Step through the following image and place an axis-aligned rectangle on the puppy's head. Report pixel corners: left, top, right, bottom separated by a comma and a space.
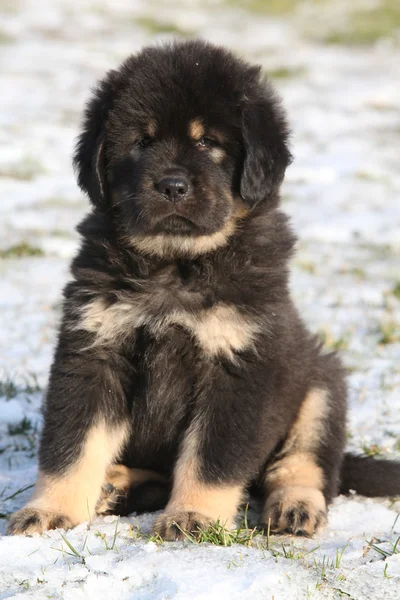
74, 40, 292, 256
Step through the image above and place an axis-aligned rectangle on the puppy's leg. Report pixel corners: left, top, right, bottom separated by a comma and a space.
96, 465, 169, 515
8, 333, 131, 535
261, 362, 346, 536
152, 355, 275, 541
153, 424, 244, 540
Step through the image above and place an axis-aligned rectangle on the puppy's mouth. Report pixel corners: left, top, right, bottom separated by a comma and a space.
156, 214, 197, 235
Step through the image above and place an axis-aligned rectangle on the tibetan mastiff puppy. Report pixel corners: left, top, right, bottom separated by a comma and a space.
9, 40, 400, 538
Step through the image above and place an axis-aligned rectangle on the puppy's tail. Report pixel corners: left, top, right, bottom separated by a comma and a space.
340, 453, 400, 497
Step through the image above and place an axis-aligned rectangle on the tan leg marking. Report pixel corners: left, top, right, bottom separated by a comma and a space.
262, 388, 330, 536
8, 423, 128, 535
96, 465, 168, 515
153, 426, 243, 540
265, 452, 324, 493
288, 387, 329, 451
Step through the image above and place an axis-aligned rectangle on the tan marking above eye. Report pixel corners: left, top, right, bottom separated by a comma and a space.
189, 118, 205, 140
146, 120, 157, 137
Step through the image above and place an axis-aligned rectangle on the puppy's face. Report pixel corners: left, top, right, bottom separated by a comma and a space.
74, 41, 292, 255
106, 107, 242, 239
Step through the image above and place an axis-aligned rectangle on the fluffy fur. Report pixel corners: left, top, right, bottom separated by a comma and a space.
8, 40, 400, 538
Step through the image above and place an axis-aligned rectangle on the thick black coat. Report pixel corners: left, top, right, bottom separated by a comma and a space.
8, 40, 400, 539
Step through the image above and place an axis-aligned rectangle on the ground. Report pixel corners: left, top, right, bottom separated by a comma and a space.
0, 0, 399, 598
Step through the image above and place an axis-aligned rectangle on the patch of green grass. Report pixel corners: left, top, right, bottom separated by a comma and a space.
156, 512, 316, 566
171, 517, 265, 547
338, 266, 366, 279
348, 267, 366, 279
38, 196, 83, 209
319, 328, 350, 351
19, 580, 30, 590
265, 66, 306, 79
354, 170, 391, 183
0, 377, 18, 399
313, 545, 348, 575
2, 484, 34, 502
0, 242, 44, 258
355, 170, 376, 181
384, 562, 394, 578
331, 589, 355, 599
325, 0, 400, 45
314, 554, 329, 581
135, 16, 190, 37
296, 259, 317, 274
0, 0, 19, 13
8, 417, 33, 436
371, 535, 400, 559
94, 518, 121, 551
377, 321, 400, 345
392, 282, 400, 300
361, 443, 385, 457
227, 0, 318, 15
49, 229, 73, 238
23, 373, 41, 395
127, 513, 319, 569
0, 156, 45, 180
51, 534, 86, 563
334, 544, 348, 568
0, 30, 14, 43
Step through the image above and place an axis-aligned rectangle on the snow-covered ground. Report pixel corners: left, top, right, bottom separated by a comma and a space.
0, 0, 399, 598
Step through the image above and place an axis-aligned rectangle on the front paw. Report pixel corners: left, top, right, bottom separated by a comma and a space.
261, 486, 327, 536
152, 510, 212, 541
7, 507, 73, 535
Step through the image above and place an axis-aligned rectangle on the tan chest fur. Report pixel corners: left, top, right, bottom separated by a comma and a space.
77, 296, 260, 360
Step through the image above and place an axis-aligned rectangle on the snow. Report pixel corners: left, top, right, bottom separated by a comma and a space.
0, 400, 25, 425
0, 0, 399, 598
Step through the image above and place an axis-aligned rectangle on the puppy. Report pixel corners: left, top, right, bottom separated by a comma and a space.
8, 40, 400, 538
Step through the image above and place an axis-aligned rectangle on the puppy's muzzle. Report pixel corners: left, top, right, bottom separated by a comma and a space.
157, 173, 189, 203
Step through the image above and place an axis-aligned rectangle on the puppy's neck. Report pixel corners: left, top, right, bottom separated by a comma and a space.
124, 205, 250, 260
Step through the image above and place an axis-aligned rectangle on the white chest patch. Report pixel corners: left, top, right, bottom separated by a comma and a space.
77, 298, 260, 360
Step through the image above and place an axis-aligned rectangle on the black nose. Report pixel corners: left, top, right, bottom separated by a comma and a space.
157, 176, 189, 200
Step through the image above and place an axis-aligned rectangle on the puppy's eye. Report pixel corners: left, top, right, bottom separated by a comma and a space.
196, 136, 218, 148
138, 136, 153, 148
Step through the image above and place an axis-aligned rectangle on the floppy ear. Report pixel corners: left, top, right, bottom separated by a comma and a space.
73, 70, 119, 209
240, 83, 292, 207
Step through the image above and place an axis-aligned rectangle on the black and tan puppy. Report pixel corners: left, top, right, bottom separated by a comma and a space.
8, 40, 400, 538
